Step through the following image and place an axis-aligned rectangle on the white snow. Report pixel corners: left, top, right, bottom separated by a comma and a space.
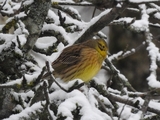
130, 4, 149, 32
0, 34, 15, 52
1, 0, 160, 120
3, 101, 45, 120
74, 8, 111, 41
146, 41, 160, 88
47, 10, 60, 25
108, 51, 123, 61
147, 8, 157, 14
23, 0, 34, 6
35, 37, 57, 49
57, 89, 111, 120
154, 12, 160, 19
112, 17, 134, 24
129, 0, 159, 3
42, 24, 72, 44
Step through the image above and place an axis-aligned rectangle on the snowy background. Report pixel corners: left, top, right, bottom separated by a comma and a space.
0, 0, 160, 120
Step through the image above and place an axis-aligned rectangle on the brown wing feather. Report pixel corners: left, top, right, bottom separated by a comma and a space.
52, 44, 84, 72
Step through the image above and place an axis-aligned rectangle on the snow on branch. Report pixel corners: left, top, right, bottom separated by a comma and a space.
129, 0, 160, 4
138, 4, 160, 88
2, 0, 160, 119
146, 33, 160, 88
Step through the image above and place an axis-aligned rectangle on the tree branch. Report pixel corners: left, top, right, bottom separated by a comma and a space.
76, 3, 128, 43
22, 0, 51, 54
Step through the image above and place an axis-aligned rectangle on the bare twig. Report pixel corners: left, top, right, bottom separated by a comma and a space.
17, 36, 22, 49
0, 0, 7, 10
109, 43, 145, 62
51, 4, 81, 21
58, 10, 66, 27
104, 58, 137, 92
141, 95, 151, 119
35, 66, 46, 84
92, 7, 97, 18
43, 81, 54, 120
118, 98, 129, 120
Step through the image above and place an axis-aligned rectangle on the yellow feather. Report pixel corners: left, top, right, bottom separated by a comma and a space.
52, 39, 108, 82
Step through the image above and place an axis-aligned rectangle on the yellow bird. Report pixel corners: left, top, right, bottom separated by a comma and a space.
52, 39, 108, 82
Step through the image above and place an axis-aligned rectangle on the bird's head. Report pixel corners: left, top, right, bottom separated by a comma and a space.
83, 39, 108, 59
95, 39, 108, 59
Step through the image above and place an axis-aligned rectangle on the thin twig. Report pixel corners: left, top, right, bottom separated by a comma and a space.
104, 58, 137, 92
43, 81, 54, 120
92, 7, 97, 18
109, 43, 145, 62
16, 36, 22, 49
0, 0, 7, 10
45, 61, 84, 92
118, 98, 129, 120
141, 95, 151, 119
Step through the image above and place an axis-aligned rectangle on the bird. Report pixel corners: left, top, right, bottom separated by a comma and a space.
51, 39, 108, 82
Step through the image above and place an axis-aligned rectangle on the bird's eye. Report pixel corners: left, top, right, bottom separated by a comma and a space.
98, 43, 105, 51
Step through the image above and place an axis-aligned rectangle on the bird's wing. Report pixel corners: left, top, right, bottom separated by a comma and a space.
52, 44, 83, 71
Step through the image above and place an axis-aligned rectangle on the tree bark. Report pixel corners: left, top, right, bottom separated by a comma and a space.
23, 0, 51, 53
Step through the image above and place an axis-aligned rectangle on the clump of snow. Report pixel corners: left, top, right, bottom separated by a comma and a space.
95, 69, 108, 84
23, 0, 34, 6
68, 6, 82, 19
108, 51, 123, 61
35, 37, 57, 49
15, 20, 28, 35
146, 42, 160, 88
130, 4, 149, 32
47, 10, 60, 25
129, 0, 159, 3
42, 24, 71, 44
52, 0, 74, 3
13, 105, 23, 113
147, 8, 157, 14
154, 12, 160, 19
3, 101, 45, 120
57, 89, 111, 120
130, 19, 148, 32
150, 3, 160, 11
112, 17, 134, 24
0, 34, 15, 52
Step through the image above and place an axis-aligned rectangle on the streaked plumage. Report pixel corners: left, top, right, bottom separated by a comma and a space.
52, 39, 108, 82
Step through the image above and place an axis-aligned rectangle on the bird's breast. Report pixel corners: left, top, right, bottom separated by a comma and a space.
74, 48, 103, 82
